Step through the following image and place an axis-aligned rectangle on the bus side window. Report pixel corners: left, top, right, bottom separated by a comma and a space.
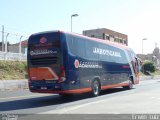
67, 36, 78, 56
77, 38, 86, 58
85, 40, 99, 61
67, 36, 86, 60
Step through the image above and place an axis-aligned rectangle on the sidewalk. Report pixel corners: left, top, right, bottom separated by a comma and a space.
0, 79, 28, 91
140, 75, 160, 80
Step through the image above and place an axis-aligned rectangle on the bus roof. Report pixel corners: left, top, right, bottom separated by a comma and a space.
30, 30, 131, 51
63, 31, 131, 51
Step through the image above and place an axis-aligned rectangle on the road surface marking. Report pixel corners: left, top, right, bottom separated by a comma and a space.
0, 94, 52, 100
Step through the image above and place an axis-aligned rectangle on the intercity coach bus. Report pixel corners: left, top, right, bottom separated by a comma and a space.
27, 30, 141, 96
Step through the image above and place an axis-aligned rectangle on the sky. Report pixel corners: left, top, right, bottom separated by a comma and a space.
0, 0, 160, 54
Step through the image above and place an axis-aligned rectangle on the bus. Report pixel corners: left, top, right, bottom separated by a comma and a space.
27, 30, 141, 97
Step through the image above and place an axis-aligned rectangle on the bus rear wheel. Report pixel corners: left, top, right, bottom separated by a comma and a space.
91, 80, 101, 97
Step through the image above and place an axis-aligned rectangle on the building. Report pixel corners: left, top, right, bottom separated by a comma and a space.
0, 40, 28, 54
83, 28, 128, 46
8, 40, 28, 54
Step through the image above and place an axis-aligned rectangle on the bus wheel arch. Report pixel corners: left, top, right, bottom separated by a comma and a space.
123, 76, 134, 90
130, 76, 134, 84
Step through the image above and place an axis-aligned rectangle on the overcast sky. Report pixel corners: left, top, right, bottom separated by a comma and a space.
0, 0, 160, 54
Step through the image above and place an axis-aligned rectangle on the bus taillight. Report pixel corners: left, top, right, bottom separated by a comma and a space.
58, 66, 66, 83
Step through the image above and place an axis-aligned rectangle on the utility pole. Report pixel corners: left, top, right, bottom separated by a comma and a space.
142, 38, 147, 54
2, 25, 4, 52
5, 33, 9, 53
142, 38, 147, 74
19, 36, 23, 61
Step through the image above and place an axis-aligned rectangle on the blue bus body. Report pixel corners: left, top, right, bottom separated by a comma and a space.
28, 31, 140, 95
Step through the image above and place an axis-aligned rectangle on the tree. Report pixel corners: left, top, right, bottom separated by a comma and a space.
141, 61, 156, 75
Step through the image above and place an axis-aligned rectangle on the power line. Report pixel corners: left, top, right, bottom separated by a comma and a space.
0, 31, 29, 38
0, 24, 31, 35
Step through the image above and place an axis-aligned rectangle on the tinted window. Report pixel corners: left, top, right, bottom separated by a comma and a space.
98, 43, 128, 63
67, 35, 86, 58
85, 40, 99, 60
67, 34, 128, 64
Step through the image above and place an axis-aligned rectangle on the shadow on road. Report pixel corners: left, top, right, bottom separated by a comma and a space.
0, 88, 128, 112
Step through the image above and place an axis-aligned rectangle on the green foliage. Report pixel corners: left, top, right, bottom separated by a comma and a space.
0, 60, 27, 80
141, 61, 156, 75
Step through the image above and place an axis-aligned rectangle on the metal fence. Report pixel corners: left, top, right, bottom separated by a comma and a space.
0, 25, 29, 60
0, 51, 27, 61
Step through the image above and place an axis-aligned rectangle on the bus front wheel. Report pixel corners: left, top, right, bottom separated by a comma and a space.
91, 80, 101, 97
123, 80, 133, 90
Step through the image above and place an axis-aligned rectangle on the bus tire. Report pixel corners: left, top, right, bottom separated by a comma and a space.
123, 79, 133, 90
91, 79, 101, 97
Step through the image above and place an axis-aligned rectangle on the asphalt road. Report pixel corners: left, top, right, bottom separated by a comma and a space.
0, 79, 160, 115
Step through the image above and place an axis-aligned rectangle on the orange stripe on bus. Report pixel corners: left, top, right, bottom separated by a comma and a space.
30, 88, 92, 94
101, 83, 129, 90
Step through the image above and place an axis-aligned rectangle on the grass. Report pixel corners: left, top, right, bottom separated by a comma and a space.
140, 69, 160, 76
0, 60, 27, 80
151, 69, 160, 76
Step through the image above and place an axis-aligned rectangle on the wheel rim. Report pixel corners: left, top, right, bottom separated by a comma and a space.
129, 80, 133, 89
93, 81, 99, 95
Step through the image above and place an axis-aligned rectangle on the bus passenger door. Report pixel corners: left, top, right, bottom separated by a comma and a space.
132, 57, 140, 84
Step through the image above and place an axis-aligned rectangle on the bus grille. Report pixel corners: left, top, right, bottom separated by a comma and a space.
31, 57, 58, 65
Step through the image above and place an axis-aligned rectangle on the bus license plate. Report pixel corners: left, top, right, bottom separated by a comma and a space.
41, 87, 47, 90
